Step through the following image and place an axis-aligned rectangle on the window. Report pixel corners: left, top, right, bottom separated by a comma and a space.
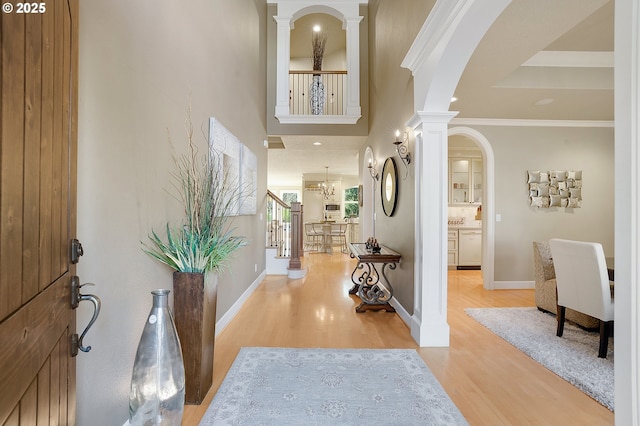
344, 186, 359, 218
280, 191, 299, 222
281, 192, 298, 205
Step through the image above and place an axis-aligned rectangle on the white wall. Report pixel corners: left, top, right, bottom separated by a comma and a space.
77, 1, 267, 424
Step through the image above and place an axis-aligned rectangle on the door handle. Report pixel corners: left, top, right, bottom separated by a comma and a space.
70, 276, 101, 355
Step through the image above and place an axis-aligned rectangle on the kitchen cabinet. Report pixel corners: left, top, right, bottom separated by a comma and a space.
448, 229, 458, 268
458, 229, 482, 266
449, 157, 482, 205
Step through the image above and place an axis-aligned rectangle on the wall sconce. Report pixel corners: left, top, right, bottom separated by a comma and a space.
393, 130, 411, 165
368, 158, 379, 181
393, 130, 411, 179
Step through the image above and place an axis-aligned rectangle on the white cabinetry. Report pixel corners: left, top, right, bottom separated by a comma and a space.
447, 229, 458, 268
458, 229, 482, 266
449, 157, 482, 205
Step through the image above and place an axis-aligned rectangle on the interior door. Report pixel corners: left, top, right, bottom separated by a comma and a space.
0, 0, 79, 424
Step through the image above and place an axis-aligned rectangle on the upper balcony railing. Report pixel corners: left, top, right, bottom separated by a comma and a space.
273, 8, 363, 125
289, 70, 347, 116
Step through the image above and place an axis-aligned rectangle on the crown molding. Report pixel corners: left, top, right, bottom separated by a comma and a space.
449, 118, 614, 128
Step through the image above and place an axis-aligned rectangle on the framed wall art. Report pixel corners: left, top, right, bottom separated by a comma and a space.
527, 169, 582, 209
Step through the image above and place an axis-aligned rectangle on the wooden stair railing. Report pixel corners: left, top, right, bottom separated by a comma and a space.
266, 190, 304, 272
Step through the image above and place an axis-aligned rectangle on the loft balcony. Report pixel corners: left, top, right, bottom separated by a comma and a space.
269, 0, 365, 127
282, 70, 361, 124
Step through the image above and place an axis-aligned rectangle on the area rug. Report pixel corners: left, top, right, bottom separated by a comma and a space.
465, 307, 613, 411
199, 347, 468, 425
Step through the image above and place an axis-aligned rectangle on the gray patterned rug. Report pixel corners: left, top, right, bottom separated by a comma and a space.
465, 307, 613, 411
199, 347, 468, 425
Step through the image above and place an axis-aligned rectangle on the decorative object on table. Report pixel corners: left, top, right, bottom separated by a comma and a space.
199, 347, 469, 425
527, 169, 582, 209
129, 289, 185, 425
381, 157, 398, 216
365, 236, 378, 251
466, 307, 613, 411
310, 29, 327, 115
393, 129, 411, 179
142, 106, 248, 404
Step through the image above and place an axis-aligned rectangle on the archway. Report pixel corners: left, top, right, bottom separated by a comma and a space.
402, 0, 511, 347
448, 127, 495, 289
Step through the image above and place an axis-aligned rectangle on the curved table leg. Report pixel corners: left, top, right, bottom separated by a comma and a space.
354, 263, 397, 313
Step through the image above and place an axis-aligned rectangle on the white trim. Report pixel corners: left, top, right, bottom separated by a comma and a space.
615, 0, 639, 422
215, 270, 266, 337
272, 1, 363, 124
402, 0, 512, 112
411, 112, 457, 347
522, 51, 614, 68
288, 266, 308, 279
390, 296, 412, 329
401, 0, 474, 74
448, 126, 495, 290
492, 281, 535, 290
449, 118, 614, 128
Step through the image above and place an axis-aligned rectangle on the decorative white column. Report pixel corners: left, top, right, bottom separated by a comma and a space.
344, 16, 363, 118
409, 111, 457, 347
614, 0, 640, 422
274, 16, 292, 118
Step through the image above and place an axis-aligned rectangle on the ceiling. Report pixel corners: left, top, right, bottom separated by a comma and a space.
268, 0, 614, 188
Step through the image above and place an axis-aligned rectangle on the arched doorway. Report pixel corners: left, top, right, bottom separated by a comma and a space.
448, 127, 495, 290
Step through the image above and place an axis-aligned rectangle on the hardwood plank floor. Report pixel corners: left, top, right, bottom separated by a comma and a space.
182, 252, 614, 425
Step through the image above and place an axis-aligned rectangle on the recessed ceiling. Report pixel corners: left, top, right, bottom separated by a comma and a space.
453, 0, 613, 121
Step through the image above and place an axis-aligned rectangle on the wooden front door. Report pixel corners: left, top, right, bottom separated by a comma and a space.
0, 0, 79, 424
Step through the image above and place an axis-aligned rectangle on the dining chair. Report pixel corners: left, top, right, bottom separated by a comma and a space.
330, 223, 348, 253
304, 222, 321, 252
549, 238, 614, 358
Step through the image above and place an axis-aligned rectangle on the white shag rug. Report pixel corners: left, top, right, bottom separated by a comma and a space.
465, 307, 613, 411
199, 347, 469, 425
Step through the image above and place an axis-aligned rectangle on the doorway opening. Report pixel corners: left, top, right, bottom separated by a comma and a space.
448, 127, 495, 290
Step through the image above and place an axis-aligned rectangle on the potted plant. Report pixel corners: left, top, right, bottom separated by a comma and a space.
143, 107, 247, 404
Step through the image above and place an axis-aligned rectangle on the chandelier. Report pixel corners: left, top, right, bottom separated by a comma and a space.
320, 166, 335, 200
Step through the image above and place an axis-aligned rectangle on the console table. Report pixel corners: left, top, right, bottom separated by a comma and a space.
348, 243, 401, 313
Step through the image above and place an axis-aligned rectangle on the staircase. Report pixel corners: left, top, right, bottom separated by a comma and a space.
266, 190, 307, 279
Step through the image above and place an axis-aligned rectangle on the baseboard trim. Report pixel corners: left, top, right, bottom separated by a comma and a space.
390, 297, 412, 329
493, 280, 535, 290
215, 270, 266, 337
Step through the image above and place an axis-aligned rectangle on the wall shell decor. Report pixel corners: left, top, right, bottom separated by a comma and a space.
527, 170, 582, 209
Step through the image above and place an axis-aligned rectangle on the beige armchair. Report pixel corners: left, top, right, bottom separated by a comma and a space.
533, 241, 599, 329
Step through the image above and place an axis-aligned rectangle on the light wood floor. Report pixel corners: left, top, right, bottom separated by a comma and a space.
182, 252, 614, 425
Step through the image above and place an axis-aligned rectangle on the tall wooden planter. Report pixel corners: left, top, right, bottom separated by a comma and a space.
172, 271, 217, 404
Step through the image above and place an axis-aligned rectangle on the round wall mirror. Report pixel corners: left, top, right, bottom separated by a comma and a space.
381, 157, 398, 216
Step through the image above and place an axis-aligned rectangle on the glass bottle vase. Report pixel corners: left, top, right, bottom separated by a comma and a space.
129, 289, 185, 425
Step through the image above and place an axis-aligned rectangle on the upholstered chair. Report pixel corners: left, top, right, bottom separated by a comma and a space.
533, 241, 599, 329
549, 239, 615, 358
